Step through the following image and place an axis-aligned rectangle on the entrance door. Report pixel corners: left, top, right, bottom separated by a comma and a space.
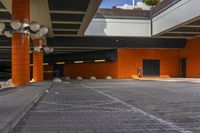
181, 58, 187, 78
143, 60, 160, 76
53, 64, 64, 78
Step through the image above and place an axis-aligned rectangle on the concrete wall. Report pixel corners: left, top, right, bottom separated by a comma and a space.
152, 0, 200, 35
85, 18, 151, 37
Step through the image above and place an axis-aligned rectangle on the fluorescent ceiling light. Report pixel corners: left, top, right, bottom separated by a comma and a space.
56, 62, 65, 65
74, 61, 84, 64
95, 60, 106, 63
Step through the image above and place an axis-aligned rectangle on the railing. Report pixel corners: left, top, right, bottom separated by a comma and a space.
96, 0, 182, 19
151, 0, 182, 17
96, 8, 151, 19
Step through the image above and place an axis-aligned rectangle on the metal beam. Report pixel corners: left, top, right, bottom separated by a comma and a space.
169, 31, 200, 35
50, 10, 86, 15
183, 25, 200, 28
78, 0, 102, 35
53, 29, 79, 32
51, 21, 82, 24
47, 36, 187, 48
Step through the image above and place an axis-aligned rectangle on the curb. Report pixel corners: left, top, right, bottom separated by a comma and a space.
0, 83, 53, 133
0, 87, 14, 93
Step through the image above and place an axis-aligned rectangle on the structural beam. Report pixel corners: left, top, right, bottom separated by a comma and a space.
50, 10, 86, 14
78, 0, 102, 35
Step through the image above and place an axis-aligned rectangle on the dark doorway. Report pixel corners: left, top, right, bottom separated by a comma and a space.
143, 60, 160, 76
181, 58, 187, 78
53, 64, 64, 78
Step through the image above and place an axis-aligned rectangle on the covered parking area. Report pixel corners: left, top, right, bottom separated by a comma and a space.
0, 0, 200, 133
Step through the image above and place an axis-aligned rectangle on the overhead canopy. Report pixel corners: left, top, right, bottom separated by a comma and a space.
0, 0, 104, 59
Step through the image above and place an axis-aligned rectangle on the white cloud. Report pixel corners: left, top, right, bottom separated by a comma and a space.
117, 4, 134, 10
116, 2, 151, 10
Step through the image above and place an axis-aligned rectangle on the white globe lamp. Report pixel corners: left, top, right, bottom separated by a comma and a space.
11, 20, 22, 30
30, 21, 40, 32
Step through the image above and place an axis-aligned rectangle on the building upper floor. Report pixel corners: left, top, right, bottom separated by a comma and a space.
86, 0, 200, 40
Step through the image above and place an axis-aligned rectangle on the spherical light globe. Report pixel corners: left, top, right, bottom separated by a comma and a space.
34, 46, 41, 52
35, 31, 43, 38
43, 46, 50, 52
39, 26, 48, 35
11, 20, 22, 30
0, 21, 5, 32
30, 21, 40, 32
49, 47, 54, 53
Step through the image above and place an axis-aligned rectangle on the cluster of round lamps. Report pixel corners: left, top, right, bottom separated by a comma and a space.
0, 20, 53, 53
0, 20, 48, 37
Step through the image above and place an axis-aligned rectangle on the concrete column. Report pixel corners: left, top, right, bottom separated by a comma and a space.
33, 39, 44, 82
12, 0, 30, 86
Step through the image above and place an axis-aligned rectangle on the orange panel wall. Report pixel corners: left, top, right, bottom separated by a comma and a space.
118, 49, 181, 78
43, 65, 53, 80
62, 49, 181, 79
180, 37, 200, 78
64, 62, 118, 79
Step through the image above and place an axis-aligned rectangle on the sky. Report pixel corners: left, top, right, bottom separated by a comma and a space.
100, 0, 141, 8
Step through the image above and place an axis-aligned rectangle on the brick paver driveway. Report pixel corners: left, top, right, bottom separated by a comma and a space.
12, 80, 200, 133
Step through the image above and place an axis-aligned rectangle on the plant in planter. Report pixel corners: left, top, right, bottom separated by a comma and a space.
142, 0, 160, 8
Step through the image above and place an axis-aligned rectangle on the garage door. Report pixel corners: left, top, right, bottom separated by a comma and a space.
143, 60, 160, 76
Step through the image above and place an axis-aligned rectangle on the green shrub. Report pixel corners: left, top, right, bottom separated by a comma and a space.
142, 0, 160, 7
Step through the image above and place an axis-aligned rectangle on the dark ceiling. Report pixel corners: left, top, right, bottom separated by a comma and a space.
0, 0, 104, 60
0, 0, 194, 67
159, 18, 200, 39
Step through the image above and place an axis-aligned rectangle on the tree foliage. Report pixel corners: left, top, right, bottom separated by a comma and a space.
142, 0, 160, 7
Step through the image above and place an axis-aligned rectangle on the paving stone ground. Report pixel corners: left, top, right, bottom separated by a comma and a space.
12, 80, 200, 133
0, 82, 52, 133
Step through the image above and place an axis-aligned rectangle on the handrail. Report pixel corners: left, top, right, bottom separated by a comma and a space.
151, 0, 182, 17
97, 0, 182, 19
96, 8, 150, 19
